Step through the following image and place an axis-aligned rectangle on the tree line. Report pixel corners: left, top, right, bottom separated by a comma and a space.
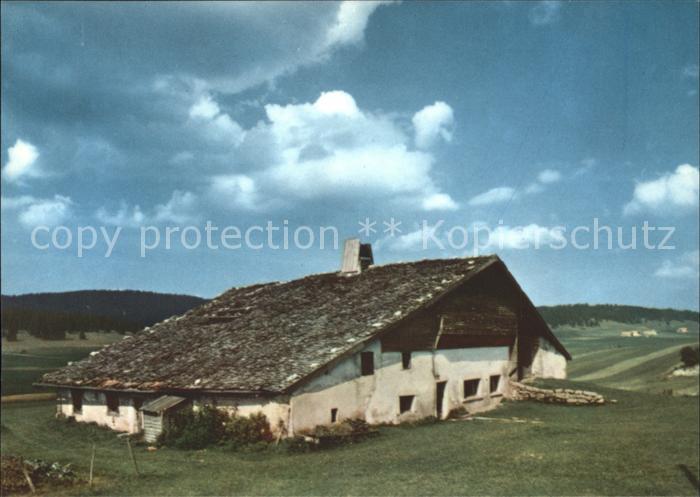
1, 307, 139, 341
2, 290, 206, 327
2, 297, 697, 341
1, 289, 207, 341
537, 304, 699, 328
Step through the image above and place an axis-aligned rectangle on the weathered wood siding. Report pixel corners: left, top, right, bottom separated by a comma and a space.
381, 264, 521, 352
143, 414, 163, 443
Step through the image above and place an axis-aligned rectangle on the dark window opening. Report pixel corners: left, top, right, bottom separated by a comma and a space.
106, 393, 119, 414
401, 351, 412, 369
464, 379, 480, 398
490, 375, 501, 393
71, 390, 83, 414
436, 381, 447, 419
360, 352, 374, 376
331, 408, 338, 423
399, 395, 414, 414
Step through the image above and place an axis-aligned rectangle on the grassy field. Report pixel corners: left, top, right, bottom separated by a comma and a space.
1, 321, 698, 495
1, 381, 698, 496
1, 332, 123, 396
557, 320, 699, 396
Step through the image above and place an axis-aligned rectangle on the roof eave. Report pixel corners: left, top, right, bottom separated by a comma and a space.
34, 382, 284, 397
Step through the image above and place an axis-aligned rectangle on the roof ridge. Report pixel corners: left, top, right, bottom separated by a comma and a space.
210, 254, 500, 297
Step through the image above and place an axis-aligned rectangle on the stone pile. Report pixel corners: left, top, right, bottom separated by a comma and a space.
510, 381, 606, 405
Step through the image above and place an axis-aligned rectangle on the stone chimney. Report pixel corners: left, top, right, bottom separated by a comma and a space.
340, 238, 374, 274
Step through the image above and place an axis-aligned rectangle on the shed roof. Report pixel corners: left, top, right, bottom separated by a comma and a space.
142, 395, 187, 414
40, 255, 568, 394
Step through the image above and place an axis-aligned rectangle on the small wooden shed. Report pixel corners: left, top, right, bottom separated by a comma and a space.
141, 395, 188, 443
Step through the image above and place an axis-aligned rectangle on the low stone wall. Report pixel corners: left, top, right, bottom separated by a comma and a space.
510, 381, 606, 405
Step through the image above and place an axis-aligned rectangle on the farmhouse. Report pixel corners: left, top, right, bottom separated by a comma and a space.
39, 241, 570, 440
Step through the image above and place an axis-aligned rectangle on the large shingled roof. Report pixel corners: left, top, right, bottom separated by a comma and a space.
41, 256, 508, 393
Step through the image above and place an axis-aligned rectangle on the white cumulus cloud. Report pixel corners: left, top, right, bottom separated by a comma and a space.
1, 195, 38, 210
2, 139, 41, 183
209, 175, 264, 211
212, 90, 457, 211
312, 90, 361, 117
2, 195, 73, 228
96, 203, 146, 228
189, 94, 245, 146
412, 101, 454, 149
624, 164, 699, 215
422, 193, 458, 211
538, 169, 562, 184
471, 168, 562, 206
96, 191, 198, 227
468, 187, 515, 207
378, 228, 427, 252
324, 1, 392, 50
189, 95, 221, 120
655, 250, 700, 279
153, 191, 199, 224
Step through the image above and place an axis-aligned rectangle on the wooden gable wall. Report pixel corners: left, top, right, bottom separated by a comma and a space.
380, 263, 541, 366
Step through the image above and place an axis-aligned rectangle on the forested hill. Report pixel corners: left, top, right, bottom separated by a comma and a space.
2, 290, 698, 339
537, 304, 700, 328
1, 290, 207, 332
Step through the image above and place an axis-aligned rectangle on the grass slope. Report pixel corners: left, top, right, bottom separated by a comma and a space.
1, 332, 123, 396
1, 382, 698, 496
557, 320, 699, 395
575, 343, 690, 381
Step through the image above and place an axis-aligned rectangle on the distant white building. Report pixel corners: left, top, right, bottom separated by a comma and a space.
621, 330, 641, 337
677, 327, 689, 334
642, 330, 658, 337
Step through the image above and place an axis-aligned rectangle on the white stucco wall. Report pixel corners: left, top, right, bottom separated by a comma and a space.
56, 389, 142, 434
56, 337, 566, 438
288, 340, 511, 434
530, 337, 567, 379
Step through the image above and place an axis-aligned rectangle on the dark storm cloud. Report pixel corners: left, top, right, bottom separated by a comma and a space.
0, 2, 345, 178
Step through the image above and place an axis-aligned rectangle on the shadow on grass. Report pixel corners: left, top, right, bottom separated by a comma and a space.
677, 464, 699, 492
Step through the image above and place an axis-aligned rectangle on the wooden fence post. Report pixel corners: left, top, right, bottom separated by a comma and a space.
21, 466, 36, 494
126, 438, 139, 476
89, 443, 96, 488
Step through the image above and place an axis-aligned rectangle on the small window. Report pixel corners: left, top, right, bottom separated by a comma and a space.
401, 351, 412, 369
106, 393, 120, 414
490, 375, 501, 394
399, 395, 414, 414
71, 390, 83, 414
464, 379, 480, 398
331, 408, 338, 423
360, 352, 374, 376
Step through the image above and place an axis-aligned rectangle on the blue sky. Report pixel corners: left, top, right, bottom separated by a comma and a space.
1, 1, 698, 310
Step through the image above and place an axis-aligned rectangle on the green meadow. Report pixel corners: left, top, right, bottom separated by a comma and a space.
1, 332, 125, 397
1, 322, 698, 495
558, 320, 699, 396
